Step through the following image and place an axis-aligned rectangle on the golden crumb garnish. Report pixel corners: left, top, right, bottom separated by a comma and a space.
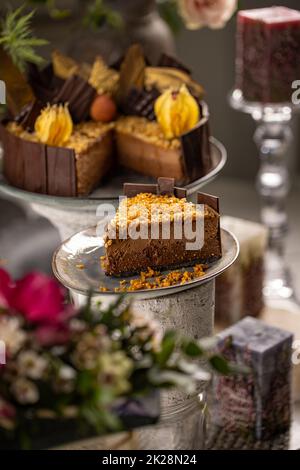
116, 116, 180, 150
6, 120, 114, 154
99, 286, 109, 292
113, 264, 205, 292
76, 263, 85, 270
105, 192, 214, 233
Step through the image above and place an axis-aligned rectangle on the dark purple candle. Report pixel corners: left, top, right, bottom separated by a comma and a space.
236, 7, 300, 103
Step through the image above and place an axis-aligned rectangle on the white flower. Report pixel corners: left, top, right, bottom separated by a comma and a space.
17, 351, 48, 380
11, 378, 39, 404
0, 316, 26, 356
53, 365, 77, 393
178, 0, 237, 30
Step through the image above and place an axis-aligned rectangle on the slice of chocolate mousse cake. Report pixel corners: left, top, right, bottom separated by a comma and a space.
103, 178, 222, 276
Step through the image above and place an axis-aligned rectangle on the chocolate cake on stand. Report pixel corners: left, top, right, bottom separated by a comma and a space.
0, 45, 226, 240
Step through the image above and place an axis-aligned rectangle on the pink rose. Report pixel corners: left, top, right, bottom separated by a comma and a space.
178, 0, 237, 29
0, 268, 14, 309
12, 272, 67, 325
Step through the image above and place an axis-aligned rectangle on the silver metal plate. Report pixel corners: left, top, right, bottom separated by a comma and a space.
52, 227, 239, 300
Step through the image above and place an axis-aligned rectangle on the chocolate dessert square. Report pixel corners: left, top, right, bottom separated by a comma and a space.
103, 179, 221, 276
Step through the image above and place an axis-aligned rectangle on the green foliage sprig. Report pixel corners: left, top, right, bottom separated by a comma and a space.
0, 6, 48, 72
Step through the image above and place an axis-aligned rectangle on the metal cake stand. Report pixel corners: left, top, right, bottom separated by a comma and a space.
0, 137, 226, 240
52, 226, 238, 450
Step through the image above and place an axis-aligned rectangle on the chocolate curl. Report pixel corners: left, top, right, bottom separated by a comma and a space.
121, 86, 160, 121
123, 183, 158, 198
180, 101, 211, 182
53, 75, 96, 123
197, 192, 221, 256
27, 63, 63, 103
158, 177, 175, 195
15, 100, 44, 132
197, 192, 219, 213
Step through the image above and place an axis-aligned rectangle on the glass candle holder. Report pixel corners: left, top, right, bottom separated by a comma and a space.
231, 6, 300, 309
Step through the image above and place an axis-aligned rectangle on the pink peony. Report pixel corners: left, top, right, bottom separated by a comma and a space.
178, 0, 237, 30
0, 268, 14, 309
12, 272, 67, 325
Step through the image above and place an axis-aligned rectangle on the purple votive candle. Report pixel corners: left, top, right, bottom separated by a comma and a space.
236, 7, 300, 103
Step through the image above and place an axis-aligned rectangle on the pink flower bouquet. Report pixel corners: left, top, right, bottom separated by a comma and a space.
0, 268, 233, 448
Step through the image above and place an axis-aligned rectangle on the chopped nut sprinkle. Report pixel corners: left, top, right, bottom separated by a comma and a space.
116, 116, 180, 150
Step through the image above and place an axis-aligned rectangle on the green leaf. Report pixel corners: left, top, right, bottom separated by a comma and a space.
182, 339, 203, 357
209, 354, 231, 375
156, 330, 177, 367
0, 6, 48, 72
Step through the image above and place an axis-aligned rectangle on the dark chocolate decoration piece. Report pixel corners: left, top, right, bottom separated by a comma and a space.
15, 100, 44, 132
122, 87, 160, 121
158, 53, 191, 75
180, 102, 212, 182
174, 187, 187, 199
46, 146, 77, 197
197, 192, 219, 213
158, 177, 175, 195
123, 183, 158, 198
1, 123, 47, 194
0, 47, 34, 116
27, 63, 63, 104
53, 75, 96, 123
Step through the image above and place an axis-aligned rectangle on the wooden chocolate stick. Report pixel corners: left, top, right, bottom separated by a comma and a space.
174, 187, 187, 199
197, 192, 219, 213
158, 177, 175, 195
123, 182, 158, 197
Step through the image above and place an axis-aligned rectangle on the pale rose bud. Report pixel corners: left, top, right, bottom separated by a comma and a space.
178, 0, 237, 30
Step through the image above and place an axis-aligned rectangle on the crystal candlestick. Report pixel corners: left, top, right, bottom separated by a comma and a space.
230, 90, 298, 307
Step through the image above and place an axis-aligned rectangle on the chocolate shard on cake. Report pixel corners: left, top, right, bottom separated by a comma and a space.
158, 53, 192, 75
213, 317, 293, 440
103, 178, 222, 276
121, 87, 160, 121
53, 75, 96, 123
15, 100, 44, 132
27, 63, 64, 104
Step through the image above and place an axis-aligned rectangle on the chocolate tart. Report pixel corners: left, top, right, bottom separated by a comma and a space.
0, 121, 113, 197
115, 102, 211, 183
103, 177, 221, 276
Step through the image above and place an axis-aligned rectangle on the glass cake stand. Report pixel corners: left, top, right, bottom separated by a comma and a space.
230, 89, 300, 311
0, 137, 226, 241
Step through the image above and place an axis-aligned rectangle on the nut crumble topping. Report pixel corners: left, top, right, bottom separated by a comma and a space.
116, 116, 180, 150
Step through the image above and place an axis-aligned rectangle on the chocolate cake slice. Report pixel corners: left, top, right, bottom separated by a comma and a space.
103, 178, 221, 276
1, 121, 114, 197
115, 101, 211, 184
